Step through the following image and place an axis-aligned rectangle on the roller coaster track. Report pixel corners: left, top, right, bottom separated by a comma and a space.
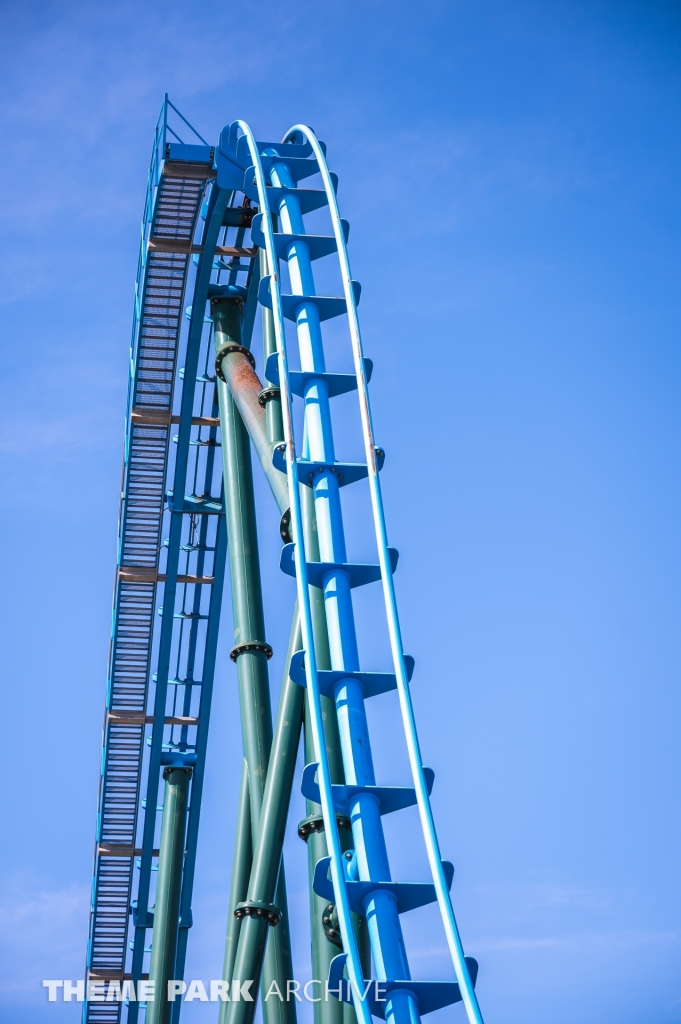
83, 98, 484, 1024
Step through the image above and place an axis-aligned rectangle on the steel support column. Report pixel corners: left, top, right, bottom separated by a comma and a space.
224, 615, 303, 1024
146, 767, 192, 1024
219, 760, 253, 1024
213, 296, 295, 1024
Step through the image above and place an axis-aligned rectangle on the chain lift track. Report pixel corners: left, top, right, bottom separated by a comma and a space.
83, 97, 484, 1024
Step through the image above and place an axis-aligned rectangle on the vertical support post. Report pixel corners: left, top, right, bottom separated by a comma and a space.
225, 615, 304, 1024
213, 296, 296, 1024
219, 761, 253, 1024
146, 767, 192, 1024
161, 92, 168, 159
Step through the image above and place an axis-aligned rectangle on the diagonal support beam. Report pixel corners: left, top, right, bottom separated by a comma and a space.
213, 296, 297, 1024
216, 343, 289, 525
220, 760, 253, 1017
146, 767, 192, 1024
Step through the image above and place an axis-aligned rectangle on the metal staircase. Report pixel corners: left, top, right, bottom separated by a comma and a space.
85, 101, 225, 1021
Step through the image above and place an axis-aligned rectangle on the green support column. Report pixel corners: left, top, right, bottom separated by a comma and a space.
226, 615, 305, 1024
219, 761, 253, 1024
213, 296, 295, 1024
146, 767, 192, 1024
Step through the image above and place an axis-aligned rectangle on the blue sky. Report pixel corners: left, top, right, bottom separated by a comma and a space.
0, 1, 680, 1022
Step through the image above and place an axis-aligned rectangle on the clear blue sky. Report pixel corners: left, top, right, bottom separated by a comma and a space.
0, 2, 679, 1023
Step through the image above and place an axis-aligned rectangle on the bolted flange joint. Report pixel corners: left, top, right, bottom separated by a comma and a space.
234, 900, 282, 927
321, 903, 343, 948
229, 640, 273, 662
258, 386, 281, 408
297, 813, 352, 843
163, 766, 192, 780
214, 343, 255, 383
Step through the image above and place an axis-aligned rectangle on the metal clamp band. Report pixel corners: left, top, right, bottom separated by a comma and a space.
234, 901, 282, 927
215, 344, 256, 382
229, 640, 273, 662
258, 387, 281, 408
297, 813, 352, 843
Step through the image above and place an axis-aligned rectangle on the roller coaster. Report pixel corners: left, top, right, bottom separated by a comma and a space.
83, 96, 484, 1024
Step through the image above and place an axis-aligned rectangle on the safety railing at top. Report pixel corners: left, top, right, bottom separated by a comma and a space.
129, 96, 212, 382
